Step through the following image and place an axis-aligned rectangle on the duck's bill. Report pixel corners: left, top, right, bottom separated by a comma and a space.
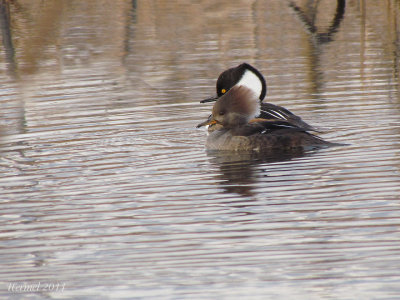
196, 117, 217, 128
200, 95, 218, 103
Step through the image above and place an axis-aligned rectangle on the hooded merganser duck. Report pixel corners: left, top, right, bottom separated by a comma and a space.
199, 85, 332, 152
201, 63, 315, 131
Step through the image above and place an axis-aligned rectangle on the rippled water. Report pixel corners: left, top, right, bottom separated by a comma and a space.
1, 0, 400, 299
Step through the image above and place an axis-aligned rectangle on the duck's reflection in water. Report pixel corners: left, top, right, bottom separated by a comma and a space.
206, 149, 309, 198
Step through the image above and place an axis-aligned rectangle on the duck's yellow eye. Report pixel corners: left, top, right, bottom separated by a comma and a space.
221, 89, 226, 94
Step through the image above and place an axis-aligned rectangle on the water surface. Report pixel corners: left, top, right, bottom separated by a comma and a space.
1, 0, 400, 299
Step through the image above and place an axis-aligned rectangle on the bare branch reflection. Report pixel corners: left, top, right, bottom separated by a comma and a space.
0, 0, 16, 77
289, 0, 346, 44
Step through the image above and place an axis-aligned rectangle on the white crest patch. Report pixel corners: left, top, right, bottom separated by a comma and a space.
236, 69, 262, 99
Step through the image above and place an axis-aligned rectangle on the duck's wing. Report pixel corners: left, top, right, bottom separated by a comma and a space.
260, 102, 318, 132
231, 119, 306, 136
231, 119, 335, 148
